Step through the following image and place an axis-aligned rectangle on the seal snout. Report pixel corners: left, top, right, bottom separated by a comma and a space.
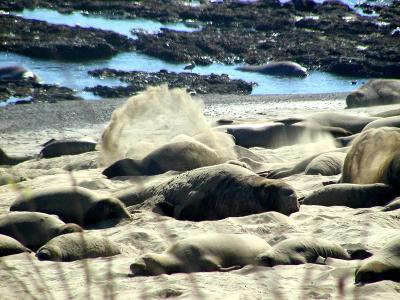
270, 183, 299, 215
36, 248, 54, 261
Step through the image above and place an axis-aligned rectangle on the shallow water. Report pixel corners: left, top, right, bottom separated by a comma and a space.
0, 5, 379, 100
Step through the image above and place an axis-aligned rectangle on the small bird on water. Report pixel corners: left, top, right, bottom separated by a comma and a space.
184, 61, 196, 72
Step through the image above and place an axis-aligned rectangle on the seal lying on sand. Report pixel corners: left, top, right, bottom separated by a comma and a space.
36, 232, 121, 262
0, 212, 82, 251
226, 122, 350, 149
342, 127, 400, 186
276, 112, 377, 134
0, 234, 31, 257
263, 150, 347, 179
115, 164, 299, 220
10, 186, 131, 227
301, 183, 397, 208
256, 237, 351, 266
40, 139, 97, 158
362, 116, 400, 132
0, 65, 37, 81
236, 61, 308, 77
103, 140, 222, 178
130, 233, 271, 276
0, 148, 33, 166
346, 79, 400, 108
355, 235, 400, 284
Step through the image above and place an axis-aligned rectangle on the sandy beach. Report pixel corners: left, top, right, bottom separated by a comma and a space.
0, 88, 400, 299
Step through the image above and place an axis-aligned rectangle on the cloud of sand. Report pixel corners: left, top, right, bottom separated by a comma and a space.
100, 85, 237, 165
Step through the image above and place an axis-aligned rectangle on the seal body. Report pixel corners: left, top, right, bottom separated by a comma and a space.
236, 61, 308, 77
0, 66, 37, 81
130, 233, 271, 276
362, 116, 400, 132
305, 152, 346, 176
0, 148, 32, 166
36, 232, 121, 262
0, 212, 82, 251
342, 127, 400, 186
355, 235, 400, 284
256, 237, 351, 266
301, 183, 396, 208
115, 164, 299, 220
40, 140, 97, 158
226, 122, 349, 149
0, 234, 31, 257
103, 140, 221, 178
10, 186, 130, 227
278, 112, 377, 134
346, 79, 400, 108
264, 148, 347, 179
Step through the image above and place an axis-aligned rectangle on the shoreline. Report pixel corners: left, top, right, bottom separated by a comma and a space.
0, 92, 349, 133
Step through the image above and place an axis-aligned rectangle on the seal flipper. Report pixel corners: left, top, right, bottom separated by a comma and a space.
218, 265, 243, 272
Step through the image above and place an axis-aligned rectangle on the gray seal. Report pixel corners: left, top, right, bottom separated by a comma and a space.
36, 232, 121, 262
40, 139, 97, 158
263, 149, 347, 179
346, 79, 400, 108
10, 186, 131, 227
0, 234, 31, 257
301, 183, 397, 208
277, 112, 378, 134
0, 66, 37, 81
362, 116, 400, 132
115, 164, 299, 220
102, 140, 221, 178
355, 235, 400, 284
256, 237, 351, 266
130, 233, 271, 276
0, 148, 33, 166
0, 212, 82, 251
236, 61, 308, 77
226, 122, 350, 149
342, 127, 400, 186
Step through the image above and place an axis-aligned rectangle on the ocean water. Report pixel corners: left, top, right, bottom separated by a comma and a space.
0, 2, 389, 100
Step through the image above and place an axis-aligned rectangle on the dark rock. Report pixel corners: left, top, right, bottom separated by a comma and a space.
85, 68, 253, 98
0, 14, 135, 61
0, 77, 82, 103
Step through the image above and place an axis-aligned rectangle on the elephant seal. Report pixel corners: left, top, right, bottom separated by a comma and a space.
10, 186, 130, 227
40, 140, 97, 158
346, 79, 400, 108
277, 112, 378, 134
355, 235, 400, 284
0, 148, 33, 166
262, 148, 347, 179
102, 140, 222, 178
301, 183, 397, 208
0, 66, 37, 81
0, 212, 82, 251
342, 127, 400, 186
256, 237, 351, 266
115, 164, 299, 220
36, 232, 121, 262
0, 234, 31, 257
362, 116, 400, 132
305, 152, 346, 175
236, 61, 308, 77
130, 233, 271, 276
226, 122, 350, 149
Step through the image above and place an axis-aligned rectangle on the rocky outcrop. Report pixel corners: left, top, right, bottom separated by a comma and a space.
85, 68, 253, 97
